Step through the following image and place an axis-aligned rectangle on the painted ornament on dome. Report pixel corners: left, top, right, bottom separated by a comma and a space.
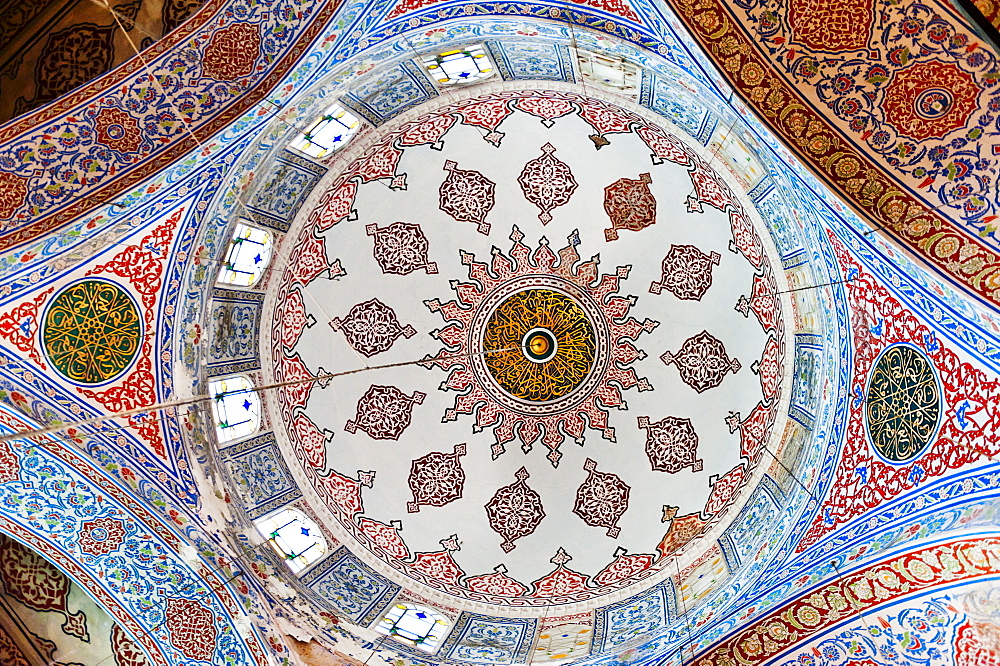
865, 343, 940, 463
424, 226, 658, 467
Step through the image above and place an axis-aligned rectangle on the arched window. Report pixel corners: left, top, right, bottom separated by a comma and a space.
253, 508, 328, 573
217, 222, 274, 287
289, 103, 361, 159
422, 45, 494, 85
208, 375, 261, 443
374, 603, 450, 652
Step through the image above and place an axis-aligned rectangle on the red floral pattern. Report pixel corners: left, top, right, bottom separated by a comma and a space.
649, 245, 720, 301
93, 107, 143, 154
78, 517, 127, 556
165, 598, 216, 661
485, 467, 545, 553
0, 288, 53, 369
661, 331, 741, 393
201, 23, 261, 81
603, 173, 656, 241
112, 624, 150, 666
0, 172, 30, 221
345, 385, 425, 440
638, 415, 703, 473
518, 143, 578, 224
407, 444, 467, 512
329, 298, 416, 358
438, 160, 496, 234
788, 0, 873, 51
367, 222, 437, 275
572, 458, 630, 538
882, 60, 980, 142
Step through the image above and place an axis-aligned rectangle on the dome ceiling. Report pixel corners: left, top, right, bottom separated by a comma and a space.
263, 88, 791, 612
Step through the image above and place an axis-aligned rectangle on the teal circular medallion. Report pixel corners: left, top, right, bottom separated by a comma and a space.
865, 344, 941, 463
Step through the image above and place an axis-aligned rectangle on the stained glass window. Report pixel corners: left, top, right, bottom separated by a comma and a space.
576, 52, 639, 95
289, 103, 361, 159
217, 222, 273, 287
374, 603, 450, 652
422, 46, 494, 85
208, 375, 261, 443
253, 508, 328, 573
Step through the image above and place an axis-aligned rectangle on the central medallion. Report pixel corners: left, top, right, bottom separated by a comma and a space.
483, 289, 596, 401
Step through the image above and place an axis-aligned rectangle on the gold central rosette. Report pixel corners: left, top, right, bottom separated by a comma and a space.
483, 289, 597, 402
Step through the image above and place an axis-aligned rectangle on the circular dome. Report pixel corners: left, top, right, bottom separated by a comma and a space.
263, 88, 791, 613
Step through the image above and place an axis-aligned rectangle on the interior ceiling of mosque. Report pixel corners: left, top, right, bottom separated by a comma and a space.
0, 0, 997, 665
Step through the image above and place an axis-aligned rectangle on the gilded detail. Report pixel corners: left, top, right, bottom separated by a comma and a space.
483, 289, 596, 402
865, 344, 940, 462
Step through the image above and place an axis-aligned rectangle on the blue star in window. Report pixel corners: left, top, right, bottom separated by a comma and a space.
459, 72, 470, 78
254, 253, 262, 264
301, 527, 311, 536
332, 135, 342, 143
243, 399, 252, 411
416, 612, 427, 619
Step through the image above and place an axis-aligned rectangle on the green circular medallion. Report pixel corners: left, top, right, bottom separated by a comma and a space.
865, 344, 940, 463
43, 280, 142, 384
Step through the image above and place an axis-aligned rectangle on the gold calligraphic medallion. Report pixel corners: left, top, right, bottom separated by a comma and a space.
483, 289, 596, 402
865, 344, 940, 463
43, 280, 142, 384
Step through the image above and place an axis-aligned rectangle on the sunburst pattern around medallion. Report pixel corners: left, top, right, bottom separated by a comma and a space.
423, 226, 658, 467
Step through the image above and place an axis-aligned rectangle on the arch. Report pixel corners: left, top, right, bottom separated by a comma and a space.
253, 508, 328, 573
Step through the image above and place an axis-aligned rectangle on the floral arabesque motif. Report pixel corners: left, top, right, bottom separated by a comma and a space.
407, 444, 467, 512
78, 516, 127, 557
439, 160, 495, 234
485, 467, 545, 552
603, 173, 656, 241
638, 415, 703, 473
0, 172, 29, 221
882, 60, 980, 142
93, 107, 144, 154
518, 143, 578, 224
424, 227, 657, 467
649, 245, 721, 301
661, 331, 741, 393
201, 23, 261, 81
329, 298, 416, 358
165, 598, 217, 662
345, 385, 425, 440
367, 222, 438, 275
572, 458, 630, 538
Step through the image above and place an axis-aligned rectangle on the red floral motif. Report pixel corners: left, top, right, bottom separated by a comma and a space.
800, 236, 1000, 548
288, 232, 342, 286
93, 107, 143, 154
315, 181, 359, 231
355, 144, 405, 185
662, 331, 741, 393
0, 171, 30, 221
438, 160, 495, 234
329, 298, 416, 357
638, 415, 703, 474
278, 352, 316, 416
281, 289, 313, 350
636, 125, 692, 166
316, 469, 373, 518
518, 143, 578, 224
464, 565, 529, 596
387, 0, 638, 21
485, 467, 545, 553
0, 535, 88, 640
454, 98, 515, 145
882, 59, 981, 142
593, 551, 655, 586
345, 385, 425, 440
292, 413, 331, 470
736, 272, 779, 334
0, 288, 52, 368
656, 511, 707, 558
410, 551, 465, 585
532, 549, 590, 596
578, 98, 639, 136
753, 336, 782, 404
201, 23, 261, 81
399, 114, 457, 148
727, 402, 776, 465
0, 441, 19, 484
649, 245, 720, 300
604, 173, 656, 241
357, 518, 409, 559
703, 463, 747, 516
165, 598, 216, 662
367, 222, 437, 275
955, 620, 1000, 666
78, 517, 126, 556
572, 458, 630, 538
407, 444, 467, 512
112, 624, 150, 666
788, 0, 873, 51
727, 209, 765, 269
514, 98, 575, 127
